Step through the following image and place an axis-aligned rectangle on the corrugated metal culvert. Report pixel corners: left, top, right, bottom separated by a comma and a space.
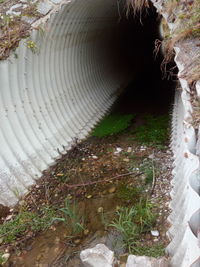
0, 0, 200, 266
0, 0, 126, 206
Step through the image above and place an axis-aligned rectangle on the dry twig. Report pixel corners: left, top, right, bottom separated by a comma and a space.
65, 172, 143, 188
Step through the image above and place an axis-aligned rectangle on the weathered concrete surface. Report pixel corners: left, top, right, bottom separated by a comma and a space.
126, 255, 169, 267
80, 244, 115, 267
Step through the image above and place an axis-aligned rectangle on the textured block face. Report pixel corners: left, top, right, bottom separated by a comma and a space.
164, 50, 200, 267
0, 0, 126, 206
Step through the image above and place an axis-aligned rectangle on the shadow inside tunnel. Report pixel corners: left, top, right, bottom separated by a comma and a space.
110, 2, 178, 115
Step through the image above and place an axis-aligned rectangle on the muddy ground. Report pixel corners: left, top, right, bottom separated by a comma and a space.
0, 112, 173, 266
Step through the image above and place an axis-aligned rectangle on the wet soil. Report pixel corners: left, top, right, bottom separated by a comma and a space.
0, 118, 172, 266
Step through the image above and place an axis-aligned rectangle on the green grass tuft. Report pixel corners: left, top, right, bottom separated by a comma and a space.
133, 243, 165, 257
133, 114, 169, 146
110, 198, 157, 254
0, 206, 57, 244
92, 114, 134, 137
53, 199, 85, 234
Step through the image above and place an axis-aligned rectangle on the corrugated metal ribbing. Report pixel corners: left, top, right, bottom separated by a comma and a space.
0, 0, 124, 206
166, 48, 200, 266
151, 1, 200, 265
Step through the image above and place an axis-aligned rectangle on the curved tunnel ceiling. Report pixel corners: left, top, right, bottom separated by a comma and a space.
0, 0, 135, 206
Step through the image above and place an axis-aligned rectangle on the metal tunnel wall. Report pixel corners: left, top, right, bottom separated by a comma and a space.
0, 0, 127, 206
0, 0, 200, 266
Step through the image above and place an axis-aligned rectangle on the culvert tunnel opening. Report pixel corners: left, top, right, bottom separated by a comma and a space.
0, 1, 180, 265
0, 0, 181, 208
104, 2, 177, 116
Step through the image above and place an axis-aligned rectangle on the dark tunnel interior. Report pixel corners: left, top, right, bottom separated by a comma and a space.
111, 2, 177, 115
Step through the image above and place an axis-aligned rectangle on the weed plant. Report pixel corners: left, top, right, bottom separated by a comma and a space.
140, 160, 160, 185
110, 198, 157, 254
134, 198, 156, 232
92, 113, 134, 137
110, 206, 140, 252
54, 199, 84, 234
0, 206, 57, 244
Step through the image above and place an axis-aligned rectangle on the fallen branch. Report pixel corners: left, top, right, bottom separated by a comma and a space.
151, 159, 156, 195
65, 172, 143, 188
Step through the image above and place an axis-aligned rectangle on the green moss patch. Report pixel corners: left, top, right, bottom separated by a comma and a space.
133, 114, 169, 147
92, 114, 134, 137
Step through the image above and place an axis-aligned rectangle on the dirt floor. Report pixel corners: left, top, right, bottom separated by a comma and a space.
0, 114, 173, 266
0, 18, 175, 262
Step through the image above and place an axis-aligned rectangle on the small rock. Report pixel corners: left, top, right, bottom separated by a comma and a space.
6, 10, 21, 16
97, 207, 104, 213
108, 186, 116, 194
92, 155, 98, 159
151, 230, 159, 237
127, 147, 132, 153
67, 194, 72, 200
80, 243, 114, 267
50, 225, 56, 231
6, 3, 23, 16
148, 154, 154, 159
37, 1, 53, 15
21, 16, 37, 24
114, 147, 123, 154
126, 255, 151, 267
26, 245, 33, 251
126, 255, 168, 267
56, 173, 64, 176
115, 205, 120, 211
19, 200, 25, 206
1, 253, 10, 264
74, 239, 81, 245
123, 158, 129, 162
11, 3, 23, 9
140, 146, 146, 151
84, 229, 89, 235
86, 195, 92, 199
5, 214, 13, 221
